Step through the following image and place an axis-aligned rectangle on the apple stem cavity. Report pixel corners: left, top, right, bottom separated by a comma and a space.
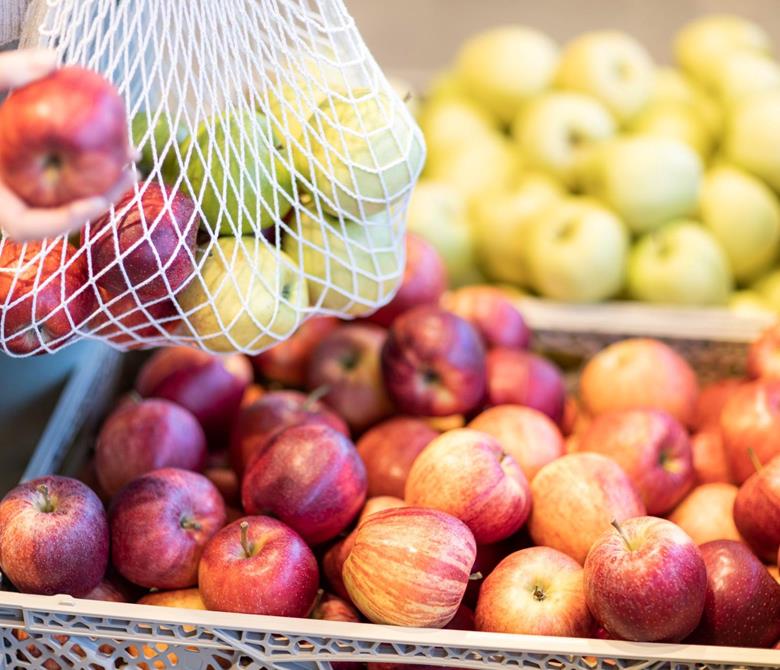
532, 585, 546, 601
302, 385, 330, 411
36, 484, 54, 513
180, 517, 202, 531
239, 521, 254, 558
611, 518, 633, 551
468, 571, 483, 581
747, 447, 763, 473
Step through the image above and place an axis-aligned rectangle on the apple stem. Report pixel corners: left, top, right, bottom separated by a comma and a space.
610, 519, 632, 551
468, 571, 483, 581
239, 521, 254, 558
532, 585, 546, 601
180, 517, 202, 531
747, 448, 763, 473
36, 484, 54, 513
307, 588, 325, 618
302, 385, 330, 411
127, 390, 143, 405
403, 91, 413, 103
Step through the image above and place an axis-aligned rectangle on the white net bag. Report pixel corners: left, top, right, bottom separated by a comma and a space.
0, 0, 424, 356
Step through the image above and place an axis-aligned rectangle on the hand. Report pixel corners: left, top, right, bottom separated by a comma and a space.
0, 48, 136, 242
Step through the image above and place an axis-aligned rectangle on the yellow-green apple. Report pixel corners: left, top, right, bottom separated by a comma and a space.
733, 454, 780, 562
629, 101, 714, 159
668, 483, 742, 546
0, 240, 97, 354
109, 468, 226, 589
689, 540, 780, 647
95, 399, 207, 497
343, 506, 476, 627
424, 70, 469, 106
693, 378, 744, 431
405, 429, 531, 544
138, 588, 206, 610
381, 305, 486, 417
440, 285, 531, 350
356, 417, 439, 498
131, 111, 188, 179
579, 338, 699, 427
578, 137, 702, 235
367, 233, 447, 328
555, 32, 653, 124
388, 76, 421, 118
578, 409, 694, 515
0, 476, 108, 596
468, 405, 564, 481
198, 516, 319, 616
475, 546, 593, 637
177, 236, 308, 353
242, 424, 366, 544
251, 316, 339, 388
700, 165, 780, 283
485, 348, 566, 425
691, 428, 734, 485
753, 269, 780, 312
455, 26, 558, 124
584, 516, 706, 641
529, 453, 645, 564
724, 92, 780, 191
714, 52, 780, 107
650, 67, 722, 137
418, 99, 496, 158
307, 323, 394, 433
0, 66, 131, 207
525, 197, 628, 302
728, 289, 776, 316
748, 324, 780, 380
720, 381, 780, 482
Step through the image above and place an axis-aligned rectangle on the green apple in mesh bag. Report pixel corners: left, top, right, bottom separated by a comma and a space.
131, 112, 189, 180
176, 236, 308, 353
182, 110, 293, 236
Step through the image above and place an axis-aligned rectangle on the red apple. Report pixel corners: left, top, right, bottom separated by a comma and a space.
343, 507, 477, 627
95, 398, 207, 496
405, 428, 531, 544
562, 396, 589, 437
91, 290, 180, 347
689, 540, 780, 647
529, 453, 646, 564
0, 240, 96, 354
307, 323, 394, 433
691, 427, 733, 484
84, 576, 131, 603
203, 466, 240, 507
578, 409, 694, 515
368, 233, 447, 328
110, 468, 226, 589
381, 305, 486, 417
468, 405, 565, 481
241, 383, 264, 408
0, 66, 130, 207
356, 417, 439, 498
440, 285, 530, 350
138, 588, 206, 609
733, 454, 780, 562
747, 324, 780, 381
585, 516, 707, 642
199, 516, 319, 617
242, 424, 367, 545
693, 378, 743, 430
668, 483, 743, 546
252, 316, 339, 387
463, 537, 518, 608
476, 546, 593, 637
0, 476, 108, 596
312, 592, 361, 623
484, 348, 565, 425
580, 338, 699, 427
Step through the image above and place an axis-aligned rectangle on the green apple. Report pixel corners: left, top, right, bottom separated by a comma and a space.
724, 92, 780, 192
713, 52, 780, 107
525, 197, 628, 302
177, 237, 308, 353
700, 165, 780, 283
555, 31, 654, 124
728, 290, 776, 316
674, 14, 772, 90
510, 91, 615, 187
131, 112, 189, 180
418, 98, 496, 157
751, 269, 780, 312
629, 102, 714, 159
455, 26, 558, 124
628, 221, 733, 306
578, 136, 702, 234
282, 207, 402, 316
650, 67, 722, 138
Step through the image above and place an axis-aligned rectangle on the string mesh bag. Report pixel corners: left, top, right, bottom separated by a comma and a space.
0, 0, 425, 356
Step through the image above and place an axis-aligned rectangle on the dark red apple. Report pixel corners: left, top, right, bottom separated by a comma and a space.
733, 454, 780, 562
747, 324, 780, 381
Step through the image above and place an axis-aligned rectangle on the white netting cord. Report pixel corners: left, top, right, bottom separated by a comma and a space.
0, 0, 424, 356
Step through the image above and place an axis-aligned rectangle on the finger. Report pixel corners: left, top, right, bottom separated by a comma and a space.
0, 49, 58, 90
12, 196, 112, 241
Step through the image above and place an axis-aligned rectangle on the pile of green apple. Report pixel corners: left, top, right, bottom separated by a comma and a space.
407, 14, 780, 314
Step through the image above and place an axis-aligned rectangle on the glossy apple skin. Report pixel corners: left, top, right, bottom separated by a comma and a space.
485, 349, 566, 425
199, 516, 319, 617
688, 540, 780, 647
733, 454, 780, 562
230, 390, 349, 475
691, 427, 733, 484
368, 233, 448, 328
343, 507, 477, 628
529, 453, 646, 564
0, 240, 96, 354
693, 379, 743, 430
476, 546, 593, 637
440, 285, 531, 350
381, 305, 486, 417
747, 324, 780, 381
91, 291, 180, 347
252, 316, 339, 387
138, 588, 206, 609
110, 468, 225, 589
307, 323, 394, 433
405, 429, 531, 544
580, 338, 699, 427
0, 67, 130, 207
668, 483, 742, 546
0, 476, 108, 596
95, 398, 207, 496
242, 424, 367, 545
584, 516, 707, 642
469, 405, 565, 480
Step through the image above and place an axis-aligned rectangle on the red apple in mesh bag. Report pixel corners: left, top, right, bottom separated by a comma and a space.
693, 378, 743, 430
668, 483, 743, 546
747, 324, 780, 381
733, 454, 780, 562
0, 239, 96, 354
0, 67, 131, 208
90, 291, 180, 347
691, 427, 733, 484
0, 476, 108, 596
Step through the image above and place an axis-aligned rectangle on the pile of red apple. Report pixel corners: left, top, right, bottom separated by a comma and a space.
1, 233, 778, 666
